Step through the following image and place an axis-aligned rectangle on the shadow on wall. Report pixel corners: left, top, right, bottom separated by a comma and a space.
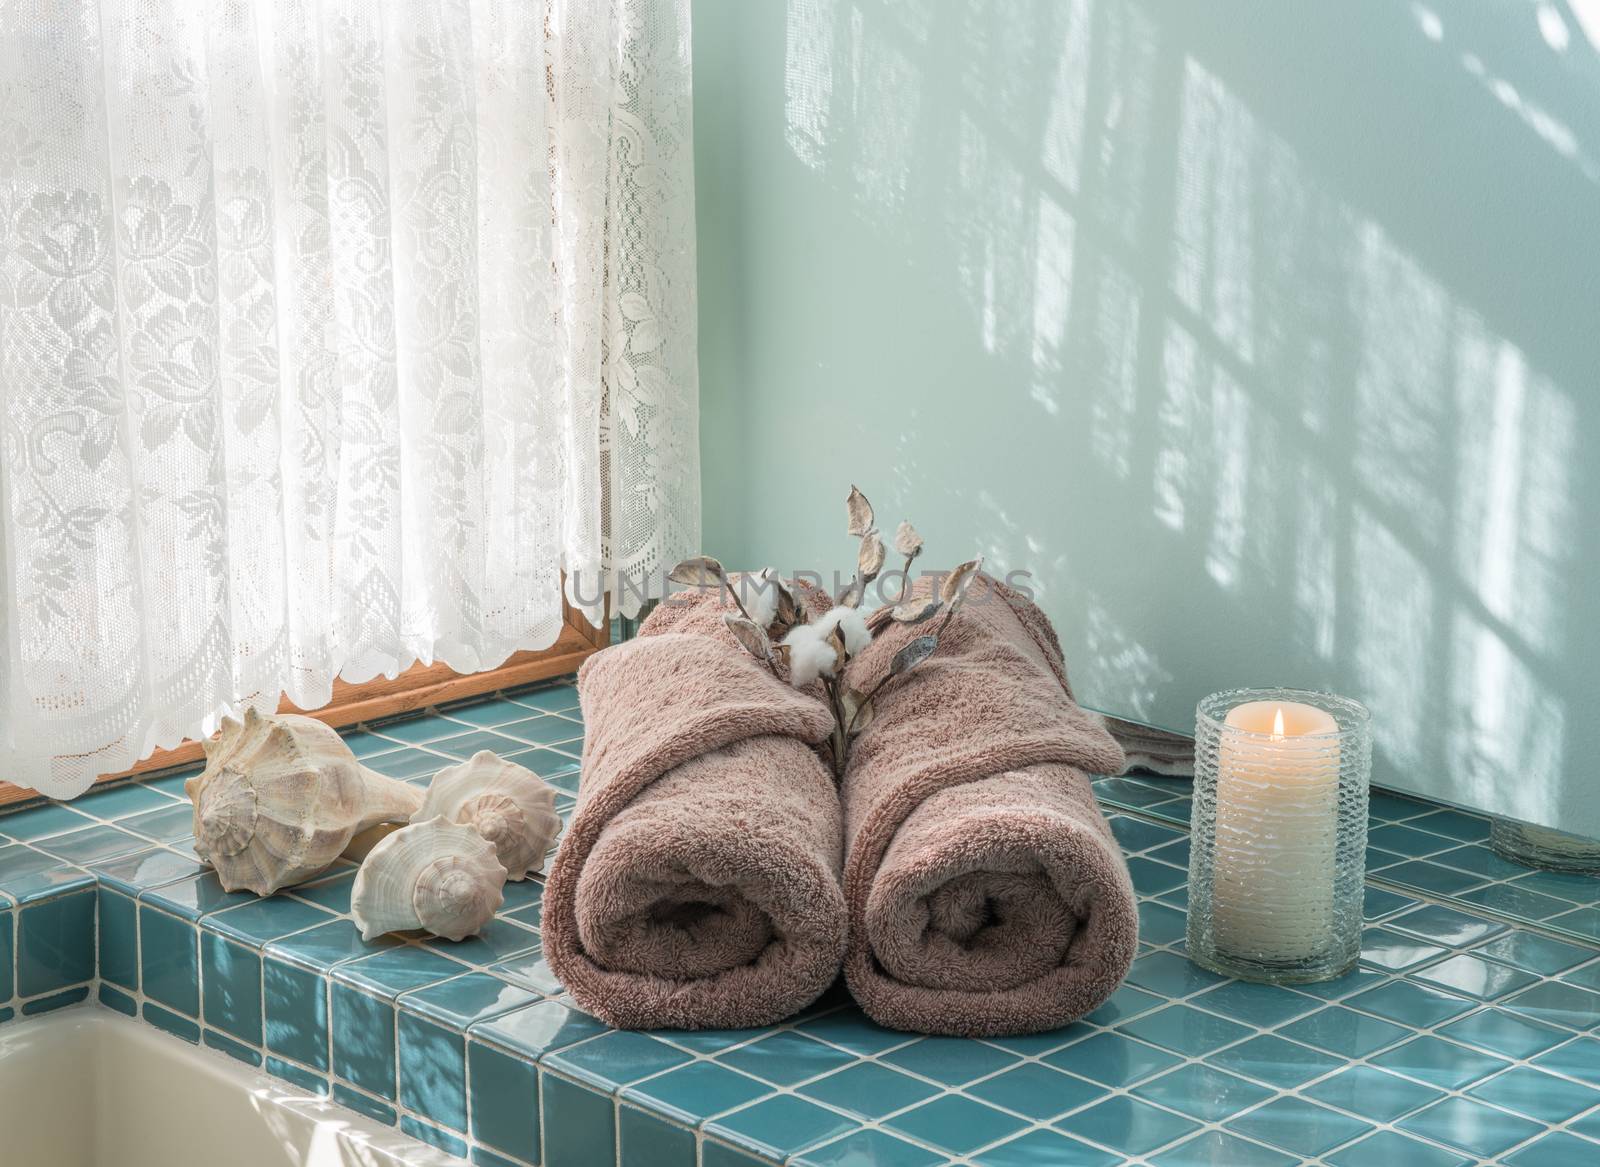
696, 0, 1600, 831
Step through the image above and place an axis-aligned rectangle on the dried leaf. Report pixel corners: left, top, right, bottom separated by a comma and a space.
893, 520, 923, 559
890, 634, 938, 677
825, 625, 847, 671
837, 576, 865, 608
940, 557, 984, 608
843, 687, 875, 735
857, 531, 886, 581
890, 598, 941, 625
724, 613, 771, 661
761, 568, 801, 628
668, 556, 727, 587
845, 485, 874, 537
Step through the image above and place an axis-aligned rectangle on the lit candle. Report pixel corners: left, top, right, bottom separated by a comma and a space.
1211, 699, 1341, 964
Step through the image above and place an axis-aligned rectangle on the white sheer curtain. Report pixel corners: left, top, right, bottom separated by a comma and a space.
0, 0, 699, 796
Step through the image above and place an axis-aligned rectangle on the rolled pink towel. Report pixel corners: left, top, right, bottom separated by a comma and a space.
543, 584, 846, 1029
841, 574, 1136, 1036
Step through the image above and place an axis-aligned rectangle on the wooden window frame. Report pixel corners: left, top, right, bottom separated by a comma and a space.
0, 598, 606, 809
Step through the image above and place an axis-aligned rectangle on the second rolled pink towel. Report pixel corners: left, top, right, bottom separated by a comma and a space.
841, 574, 1137, 1036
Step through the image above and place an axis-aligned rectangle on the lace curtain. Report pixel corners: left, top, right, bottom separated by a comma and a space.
0, 0, 699, 797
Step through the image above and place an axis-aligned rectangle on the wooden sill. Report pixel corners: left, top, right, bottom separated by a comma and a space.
0, 599, 606, 809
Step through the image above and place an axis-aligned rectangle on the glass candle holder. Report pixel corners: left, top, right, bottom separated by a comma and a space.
1490, 818, 1600, 874
1187, 688, 1372, 984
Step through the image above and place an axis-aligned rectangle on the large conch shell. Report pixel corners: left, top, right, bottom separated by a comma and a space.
186, 708, 424, 896
350, 817, 507, 941
415, 751, 560, 880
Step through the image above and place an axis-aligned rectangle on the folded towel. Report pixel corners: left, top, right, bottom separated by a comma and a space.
841, 574, 1136, 1036
542, 582, 847, 1029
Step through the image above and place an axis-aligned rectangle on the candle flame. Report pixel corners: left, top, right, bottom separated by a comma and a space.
1272, 707, 1285, 739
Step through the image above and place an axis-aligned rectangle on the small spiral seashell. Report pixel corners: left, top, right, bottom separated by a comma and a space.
415, 751, 561, 879
351, 818, 507, 942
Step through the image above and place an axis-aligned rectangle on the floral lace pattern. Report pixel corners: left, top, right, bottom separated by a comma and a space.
0, 0, 698, 796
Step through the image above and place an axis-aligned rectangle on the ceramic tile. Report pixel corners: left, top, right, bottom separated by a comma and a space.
1398, 1095, 1545, 1159
89, 846, 205, 894
1126, 950, 1227, 998
1191, 979, 1321, 1027
1063, 1095, 1201, 1157
0, 804, 96, 841
796, 1006, 917, 1056
207, 896, 336, 946
1414, 952, 1541, 999
398, 1012, 468, 1132
144, 1001, 200, 1043
264, 955, 328, 1070
1302, 1064, 1445, 1122
331, 983, 396, 1099
467, 1030, 544, 1158
472, 999, 608, 1061
881, 1093, 1029, 1157
34, 824, 148, 865
401, 971, 538, 1029
0, 843, 95, 901
617, 1104, 694, 1167
1205, 1034, 1345, 1089
1325, 1129, 1473, 1167
1228, 1095, 1373, 1158
1046, 1031, 1181, 1086
1118, 1003, 1253, 1056
708, 1095, 860, 1160
628, 1060, 773, 1125
0, 910, 12, 1003
1389, 903, 1507, 946
797, 1128, 948, 1167
201, 930, 262, 1044
1149, 1131, 1297, 1167
1346, 979, 1475, 1027
1467, 1064, 1600, 1124
1529, 1035, 1600, 1088
1369, 1035, 1513, 1090
1131, 1063, 1274, 1122
1360, 927, 1448, 971
139, 871, 253, 921
968, 1062, 1106, 1121
1438, 1008, 1569, 1059
1276, 1005, 1411, 1058
723, 1030, 859, 1087
138, 903, 199, 1015
1503, 1132, 1600, 1167
401, 1115, 468, 1158
547, 1030, 693, 1091
96, 887, 138, 989
333, 943, 467, 998
205, 1028, 262, 1067
1500, 979, 1600, 1030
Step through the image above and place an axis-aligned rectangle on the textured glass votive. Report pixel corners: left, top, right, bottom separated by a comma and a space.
1187, 688, 1372, 984
1490, 818, 1600, 873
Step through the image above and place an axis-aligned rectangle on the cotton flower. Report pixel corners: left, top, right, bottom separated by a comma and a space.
813, 606, 871, 655
781, 622, 840, 687
740, 573, 780, 629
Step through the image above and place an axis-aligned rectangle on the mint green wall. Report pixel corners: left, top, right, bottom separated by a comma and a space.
693, 0, 1600, 834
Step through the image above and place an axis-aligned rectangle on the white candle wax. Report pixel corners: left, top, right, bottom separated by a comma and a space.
1212, 700, 1342, 963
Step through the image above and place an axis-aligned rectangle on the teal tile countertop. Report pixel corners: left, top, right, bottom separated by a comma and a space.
1, 678, 1599, 1166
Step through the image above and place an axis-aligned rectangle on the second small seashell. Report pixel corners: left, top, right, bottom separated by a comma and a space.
416, 750, 561, 879
351, 817, 507, 942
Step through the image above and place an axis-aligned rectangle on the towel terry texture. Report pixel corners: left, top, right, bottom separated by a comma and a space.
840, 573, 1137, 1036
543, 580, 847, 1029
